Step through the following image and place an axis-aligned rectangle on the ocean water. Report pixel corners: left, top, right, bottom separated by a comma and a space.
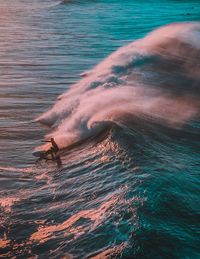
0, 0, 200, 258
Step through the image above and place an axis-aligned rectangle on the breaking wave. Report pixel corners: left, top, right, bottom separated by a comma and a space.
37, 22, 200, 150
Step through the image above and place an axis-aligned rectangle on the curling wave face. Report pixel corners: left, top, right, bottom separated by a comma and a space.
37, 22, 200, 149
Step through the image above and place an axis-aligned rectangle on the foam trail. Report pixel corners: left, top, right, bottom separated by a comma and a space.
36, 22, 200, 150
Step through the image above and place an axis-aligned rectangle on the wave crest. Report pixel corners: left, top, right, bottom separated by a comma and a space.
36, 22, 200, 149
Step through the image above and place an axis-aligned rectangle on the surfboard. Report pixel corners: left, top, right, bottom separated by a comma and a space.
32, 150, 61, 161
32, 150, 47, 158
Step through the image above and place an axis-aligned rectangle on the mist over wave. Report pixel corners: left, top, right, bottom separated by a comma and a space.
37, 22, 200, 149
1, 0, 200, 257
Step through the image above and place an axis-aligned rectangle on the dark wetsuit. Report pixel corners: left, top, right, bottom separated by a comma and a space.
50, 138, 59, 158
44, 138, 59, 159
51, 138, 59, 152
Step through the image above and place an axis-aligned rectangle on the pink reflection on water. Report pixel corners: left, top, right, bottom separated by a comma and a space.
89, 242, 128, 259
0, 197, 20, 213
30, 195, 119, 244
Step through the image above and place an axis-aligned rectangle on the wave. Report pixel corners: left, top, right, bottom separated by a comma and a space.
36, 22, 200, 150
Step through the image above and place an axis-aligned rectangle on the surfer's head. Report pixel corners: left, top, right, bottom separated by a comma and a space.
50, 138, 55, 144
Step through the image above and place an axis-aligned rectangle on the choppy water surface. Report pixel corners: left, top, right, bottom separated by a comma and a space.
0, 0, 200, 258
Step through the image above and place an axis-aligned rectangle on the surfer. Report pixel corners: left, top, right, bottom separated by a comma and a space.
34, 138, 62, 167
44, 138, 59, 159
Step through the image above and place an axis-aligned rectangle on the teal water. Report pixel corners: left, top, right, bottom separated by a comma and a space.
0, 1, 199, 258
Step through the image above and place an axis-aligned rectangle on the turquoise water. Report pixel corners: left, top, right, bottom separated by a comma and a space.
0, 1, 199, 258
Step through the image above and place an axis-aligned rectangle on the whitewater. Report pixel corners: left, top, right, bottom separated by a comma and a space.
37, 22, 200, 150
0, 1, 199, 258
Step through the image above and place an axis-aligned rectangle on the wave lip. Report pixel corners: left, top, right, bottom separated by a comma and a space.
37, 22, 200, 150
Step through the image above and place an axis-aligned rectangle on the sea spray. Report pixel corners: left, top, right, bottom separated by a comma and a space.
36, 22, 200, 150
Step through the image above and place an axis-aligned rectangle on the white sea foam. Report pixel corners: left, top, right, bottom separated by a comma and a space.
36, 22, 200, 149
